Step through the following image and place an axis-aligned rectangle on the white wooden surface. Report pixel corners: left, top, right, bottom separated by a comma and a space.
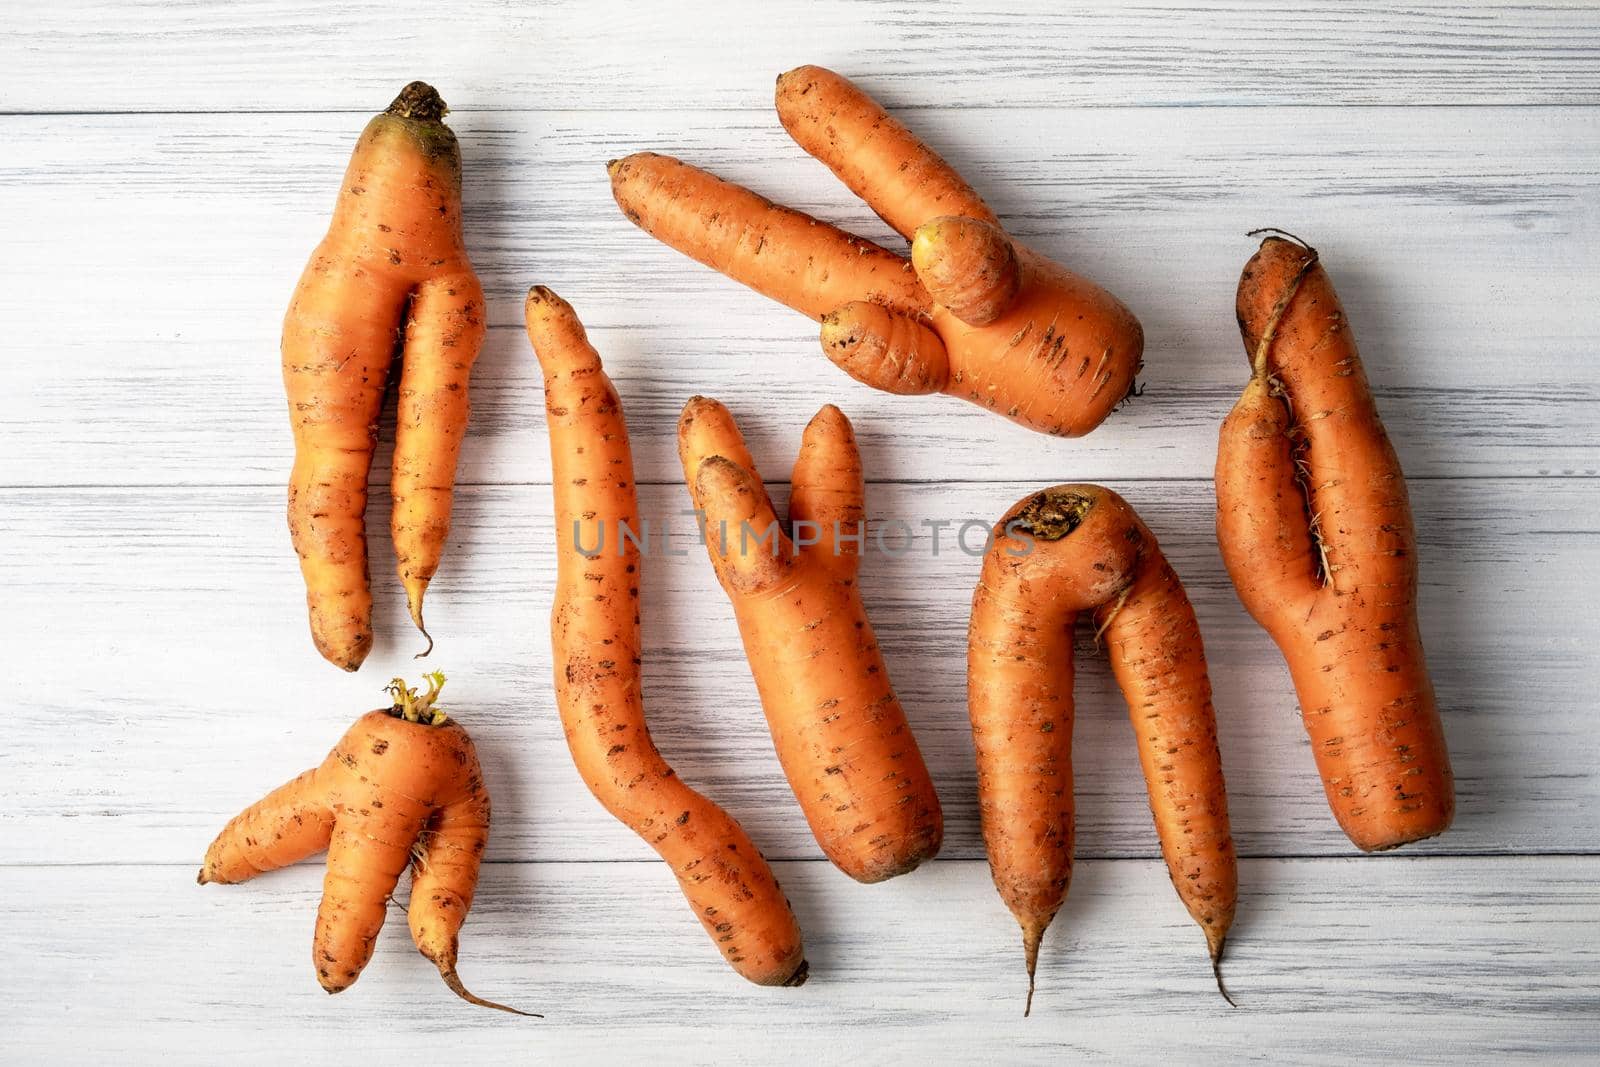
4, 2, 1599, 1062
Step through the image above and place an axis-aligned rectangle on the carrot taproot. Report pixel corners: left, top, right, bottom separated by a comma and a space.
969, 485, 1236, 1013
282, 81, 484, 670
677, 396, 943, 883
199, 673, 530, 1014
1216, 233, 1454, 852
608, 66, 1143, 437
526, 286, 808, 986
607, 152, 928, 320
775, 65, 997, 240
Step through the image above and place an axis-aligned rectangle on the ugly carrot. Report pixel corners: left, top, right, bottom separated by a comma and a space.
282, 81, 484, 669
677, 396, 943, 883
527, 286, 807, 985
969, 485, 1236, 1012
1216, 233, 1453, 851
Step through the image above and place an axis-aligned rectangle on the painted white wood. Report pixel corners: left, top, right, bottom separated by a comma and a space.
4, 107, 1598, 488
6, 1, 1600, 113
3, 858, 1598, 1063
4, 1, 1598, 1059
6, 478, 1596, 864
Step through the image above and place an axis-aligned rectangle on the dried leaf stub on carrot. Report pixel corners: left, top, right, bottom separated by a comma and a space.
968, 486, 1236, 1013
282, 81, 484, 670
526, 287, 807, 986
199, 673, 531, 1014
678, 396, 944, 883
1216, 233, 1454, 852
610, 65, 1144, 437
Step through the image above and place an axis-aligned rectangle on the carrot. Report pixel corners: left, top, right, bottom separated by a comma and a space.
609, 66, 1144, 437
968, 485, 1236, 1013
282, 81, 484, 670
526, 287, 807, 986
199, 673, 530, 1014
677, 396, 943, 883
1216, 233, 1454, 851
607, 152, 929, 320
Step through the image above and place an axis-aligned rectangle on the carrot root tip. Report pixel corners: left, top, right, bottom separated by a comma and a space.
439, 967, 541, 1017
782, 958, 810, 988
1210, 936, 1237, 1008
1022, 921, 1044, 1018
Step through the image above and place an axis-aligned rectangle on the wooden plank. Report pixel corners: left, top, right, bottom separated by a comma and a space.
5, 478, 1594, 864
5, 1, 1599, 113
4, 106, 1597, 487
3, 857, 1596, 1062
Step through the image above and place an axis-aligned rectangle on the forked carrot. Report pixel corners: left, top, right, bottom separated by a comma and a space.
1216, 233, 1453, 851
969, 485, 1236, 1012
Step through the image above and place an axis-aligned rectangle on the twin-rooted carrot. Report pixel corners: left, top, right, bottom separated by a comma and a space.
610, 66, 1143, 437
283, 81, 483, 670
969, 485, 1236, 1012
527, 287, 807, 985
678, 396, 944, 883
1216, 234, 1453, 851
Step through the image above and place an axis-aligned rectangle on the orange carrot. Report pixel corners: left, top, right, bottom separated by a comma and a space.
526, 287, 807, 985
609, 66, 1143, 437
677, 396, 943, 883
282, 81, 484, 669
969, 486, 1236, 1012
607, 152, 928, 320
199, 673, 530, 1014
1216, 233, 1454, 851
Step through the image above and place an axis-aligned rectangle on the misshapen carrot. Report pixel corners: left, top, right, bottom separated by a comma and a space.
678, 397, 943, 883
1216, 234, 1454, 851
282, 81, 484, 670
607, 153, 929, 320
969, 486, 1236, 1013
526, 287, 807, 986
199, 673, 529, 1014
609, 66, 1142, 437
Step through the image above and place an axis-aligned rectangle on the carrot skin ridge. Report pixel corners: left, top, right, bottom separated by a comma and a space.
282, 81, 482, 671
679, 397, 944, 883
527, 288, 806, 986
1218, 237, 1455, 852
969, 485, 1237, 1010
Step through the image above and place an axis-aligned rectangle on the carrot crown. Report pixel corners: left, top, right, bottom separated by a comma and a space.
1011, 488, 1094, 542
386, 81, 449, 122
387, 670, 449, 725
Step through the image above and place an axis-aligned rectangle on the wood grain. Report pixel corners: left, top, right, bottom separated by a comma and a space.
5, 1, 1600, 113
4, 858, 1597, 1062
4, 1, 1597, 1056
6, 479, 1594, 865
3, 107, 1597, 487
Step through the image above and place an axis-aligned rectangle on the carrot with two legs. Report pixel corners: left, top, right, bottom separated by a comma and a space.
283, 81, 484, 669
678, 396, 944, 883
969, 486, 1236, 1012
1216, 233, 1454, 851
